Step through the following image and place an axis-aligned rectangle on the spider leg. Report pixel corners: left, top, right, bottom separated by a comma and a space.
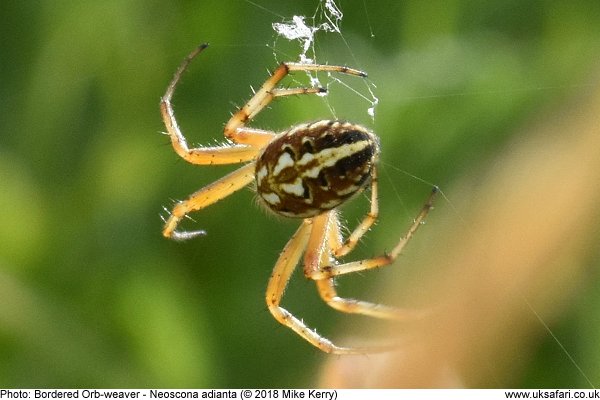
160, 44, 271, 165
308, 187, 438, 279
224, 127, 277, 147
284, 63, 367, 77
292, 212, 418, 352
270, 87, 326, 97
334, 166, 381, 258
163, 163, 255, 240
266, 218, 380, 354
314, 278, 425, 320
224, 63, 366, 142
309, 211, 427, 320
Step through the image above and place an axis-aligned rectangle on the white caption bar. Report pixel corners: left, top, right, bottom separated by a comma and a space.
1, 389, 599, 400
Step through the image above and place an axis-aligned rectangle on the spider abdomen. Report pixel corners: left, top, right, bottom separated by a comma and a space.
255, 120, 379, 218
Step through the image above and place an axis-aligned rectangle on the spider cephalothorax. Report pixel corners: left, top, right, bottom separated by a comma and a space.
160, 44, 436, 354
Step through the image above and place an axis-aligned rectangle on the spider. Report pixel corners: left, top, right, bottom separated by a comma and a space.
160, 44, 437, 354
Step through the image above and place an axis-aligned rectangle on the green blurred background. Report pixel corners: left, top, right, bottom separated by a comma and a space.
1, 0, 600, 388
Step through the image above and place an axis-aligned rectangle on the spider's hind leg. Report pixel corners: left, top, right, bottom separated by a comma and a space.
306, 189, 437, 320
309, 187, 437, 280
266, 218, 385, 354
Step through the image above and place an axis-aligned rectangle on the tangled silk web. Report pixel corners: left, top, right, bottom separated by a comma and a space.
272, 0, 342, 64
270, 0, 378, 119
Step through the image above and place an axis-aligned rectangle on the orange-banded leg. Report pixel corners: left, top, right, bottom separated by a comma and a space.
307, 187, 438, 281
333, 166, 381, 258
162, 163, 256, 240
266, 213, 414, 354
224, 61, 366, 141
160, 44, 274, 164
310, 210, 428, 321
266, 219, 377, 354
303, 187, 437, 322
266, 189, 436, 353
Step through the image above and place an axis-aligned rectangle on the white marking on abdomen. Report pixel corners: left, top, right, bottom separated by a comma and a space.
273, 152, 294, 176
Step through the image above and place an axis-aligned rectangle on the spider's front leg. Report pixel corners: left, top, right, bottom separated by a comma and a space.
161, 44, 272, 165
223, 62, 367, 143
160, 45, 274, 240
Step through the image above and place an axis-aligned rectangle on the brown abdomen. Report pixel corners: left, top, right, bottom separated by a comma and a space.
255, 120, 378, 218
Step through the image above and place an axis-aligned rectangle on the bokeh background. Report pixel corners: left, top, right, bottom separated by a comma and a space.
1, 0, 600, 388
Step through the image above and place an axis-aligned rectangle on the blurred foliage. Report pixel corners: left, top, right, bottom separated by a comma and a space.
0, 0, 599, 388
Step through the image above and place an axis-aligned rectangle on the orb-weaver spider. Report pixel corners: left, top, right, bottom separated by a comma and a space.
160, 44, 437, 354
